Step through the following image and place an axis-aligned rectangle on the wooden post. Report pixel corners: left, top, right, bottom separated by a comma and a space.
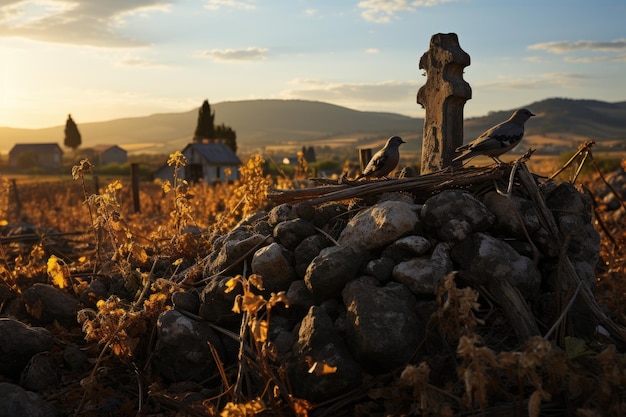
131, 163, 140, 213
417, 33, 472, 174
9, 179, 21, 219
359, 148, 372, 172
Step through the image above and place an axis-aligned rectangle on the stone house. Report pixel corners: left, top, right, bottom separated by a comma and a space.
153, 142, 242, 184
9, 143, 64, 172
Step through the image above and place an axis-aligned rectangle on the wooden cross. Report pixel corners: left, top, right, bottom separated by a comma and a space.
417, 33, 472, 174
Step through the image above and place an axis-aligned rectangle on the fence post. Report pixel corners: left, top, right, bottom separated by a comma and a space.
131, 163, 140, 213
417, 33, 472, 174
359, 148, 372, 173
9, 179, 21, 219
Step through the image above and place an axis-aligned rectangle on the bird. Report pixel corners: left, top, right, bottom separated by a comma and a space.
453, 108, 535, 165
356, 135, 405, 180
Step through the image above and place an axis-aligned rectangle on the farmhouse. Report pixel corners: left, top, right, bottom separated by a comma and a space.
9, 143, 64, 172
90, 144, 128, 165
153, 142, 242, 184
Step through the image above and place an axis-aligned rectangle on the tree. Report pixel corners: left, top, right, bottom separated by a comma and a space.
193, 99, 238, 153
305, 146, 316, 163
194, 99, 215, 142
64, 114, 82, 152
215, 123, 237, 154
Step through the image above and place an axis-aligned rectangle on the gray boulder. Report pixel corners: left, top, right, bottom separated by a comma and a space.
338, 200, 421, 250
421, 190, 495, 242
154, 309, 226, 382
451, 232, 541, 297
393, 242, 453, 295
342, 278, 421, 373
304, 245, 365, 301
251, 242, 295, 293
290, 306, 363, 402
0, 382, 60, 417
23, 283, 79, 325
0, 318, 54, 377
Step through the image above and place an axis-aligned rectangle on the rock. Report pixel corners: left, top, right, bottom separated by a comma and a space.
393, 242, 453, 295
383, 235, 431, 262
290, 306, 363, 402
205, 233, 269, 276
21, 352, 60, 392
273, 218, 318, 250
294, 235, 332, 279
342, 279, 421, 373
545, 182, 592, 223
251, 242, 295, 293
338, 200, 421, 250
172, 290, 201, 315
78, 279, 108, 308
199, 276, 242, 329
364, 256, 396, 283
294, 202, 316, 221
451, 232, 541, 297
482, 192, 541, 238
0, 382, 60, 417
154, 309, 226, 382
22, 283, 79, 325
0, 318, 54, 378
268, 203, 297, 226
62, 345, 88, 371
285, 280, 315, 318
421, 190, 495, 242
304, 245, 365, 301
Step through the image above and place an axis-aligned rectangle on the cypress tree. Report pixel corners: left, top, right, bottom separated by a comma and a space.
64, 114, 82, 151
194, 99, 215, 142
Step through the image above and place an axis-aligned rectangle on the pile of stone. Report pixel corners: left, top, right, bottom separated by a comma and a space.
0, 166, 611, 414
154, 171, 602, 402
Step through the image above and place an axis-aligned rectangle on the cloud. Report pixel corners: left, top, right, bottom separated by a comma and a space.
118, 54, 171, 69
0, 0, 171, 47
283, 78, 417, 102
204, 0, 256, 10
475, 72, 590, 90
365, 48, 379, 54
528, 39, 626, 54
197, 47, 268, 61
358, 0, 459, 23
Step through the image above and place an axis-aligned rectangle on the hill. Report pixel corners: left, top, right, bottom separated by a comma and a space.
1, 98, 625, 156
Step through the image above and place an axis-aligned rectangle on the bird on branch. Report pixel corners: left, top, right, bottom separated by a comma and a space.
356, 135, 405, 180
453, 109, 535, 165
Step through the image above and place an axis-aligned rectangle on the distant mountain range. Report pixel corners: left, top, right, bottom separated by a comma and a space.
1, 98, 625, 156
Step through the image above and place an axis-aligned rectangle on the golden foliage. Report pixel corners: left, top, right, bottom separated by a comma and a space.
46, 255, 68, 289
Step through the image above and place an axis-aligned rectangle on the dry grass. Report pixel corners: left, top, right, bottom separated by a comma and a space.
1, 149, 625, 416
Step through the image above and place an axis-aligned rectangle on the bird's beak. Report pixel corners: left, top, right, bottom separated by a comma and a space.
530, 112, 536, 117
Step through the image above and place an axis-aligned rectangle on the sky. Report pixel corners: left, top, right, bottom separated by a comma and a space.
0, 0, 625, 129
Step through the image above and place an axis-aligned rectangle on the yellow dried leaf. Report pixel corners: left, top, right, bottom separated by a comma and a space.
242, 292, 266, 315
248, 274, 264, 291
220, 399, 265, 417
307, 360, 337, 376
225, 277, 239, 293
47, 255, 67, 289
0, 219, 8, 226
251, 318, 268, 343
269, 291, 289, 308
291, 397, 312, 417
172, 258, 183, 266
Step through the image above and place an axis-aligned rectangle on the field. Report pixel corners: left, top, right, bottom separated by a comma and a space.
1, 150, 626, 416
